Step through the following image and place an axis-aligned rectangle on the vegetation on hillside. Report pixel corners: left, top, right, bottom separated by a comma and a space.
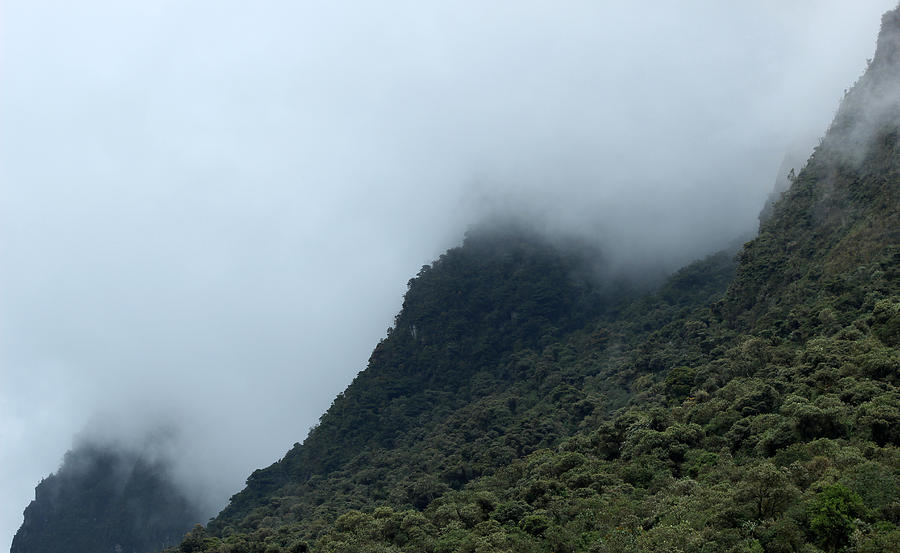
167, 199, 897, 552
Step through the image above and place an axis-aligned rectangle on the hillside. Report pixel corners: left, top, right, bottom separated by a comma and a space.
206, 226, 676, 533
163, 6, 899, 553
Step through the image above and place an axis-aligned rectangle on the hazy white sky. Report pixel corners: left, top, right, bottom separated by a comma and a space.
0, 1, 895, 547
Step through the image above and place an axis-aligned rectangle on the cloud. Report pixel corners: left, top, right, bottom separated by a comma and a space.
0, 1, 895, 547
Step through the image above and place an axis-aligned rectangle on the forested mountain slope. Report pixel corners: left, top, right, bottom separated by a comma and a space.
206, 226, 679, 535
166, 6, 899, 553
14, 5, 900, 553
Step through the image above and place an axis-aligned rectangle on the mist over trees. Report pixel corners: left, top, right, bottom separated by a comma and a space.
144, 4, 897, 551
2, 6, 895, 544
12, 437, 202, 553
3, 2, 900, 553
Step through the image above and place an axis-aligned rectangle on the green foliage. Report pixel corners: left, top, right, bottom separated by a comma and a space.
871, 299, 900, 346
664, 366, 696, 400
807, 484, 865, 552
734, 462, 799, 519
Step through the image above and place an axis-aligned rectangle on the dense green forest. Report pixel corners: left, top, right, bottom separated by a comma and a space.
15, 5, 900, 553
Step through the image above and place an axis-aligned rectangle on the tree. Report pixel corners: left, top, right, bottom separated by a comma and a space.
807, 484, 865, 553
735, 462, 798, 520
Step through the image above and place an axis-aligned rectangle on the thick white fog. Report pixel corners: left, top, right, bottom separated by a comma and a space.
0, 1, 895, 547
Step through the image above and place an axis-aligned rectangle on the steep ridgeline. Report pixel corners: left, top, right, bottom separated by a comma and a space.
165, 5, 900, 553
12, 440, 202, 553
163, 232, 737, 550
722, 5, 900, 334
205, 227, 669, 534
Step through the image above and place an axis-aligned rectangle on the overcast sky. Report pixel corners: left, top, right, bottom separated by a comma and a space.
0, 1, 895, 547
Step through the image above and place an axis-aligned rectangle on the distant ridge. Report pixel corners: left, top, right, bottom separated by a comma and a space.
11, 440, 201, 553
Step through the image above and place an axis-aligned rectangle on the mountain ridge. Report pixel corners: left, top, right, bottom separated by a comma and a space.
179, 5, 899, 550
12, 4, 900, 553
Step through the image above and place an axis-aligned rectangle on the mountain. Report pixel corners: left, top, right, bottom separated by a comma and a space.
11, 439, 202, 553
206, 226, 671, 533
171, 6, 897, 552
14, 4, 900, 553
